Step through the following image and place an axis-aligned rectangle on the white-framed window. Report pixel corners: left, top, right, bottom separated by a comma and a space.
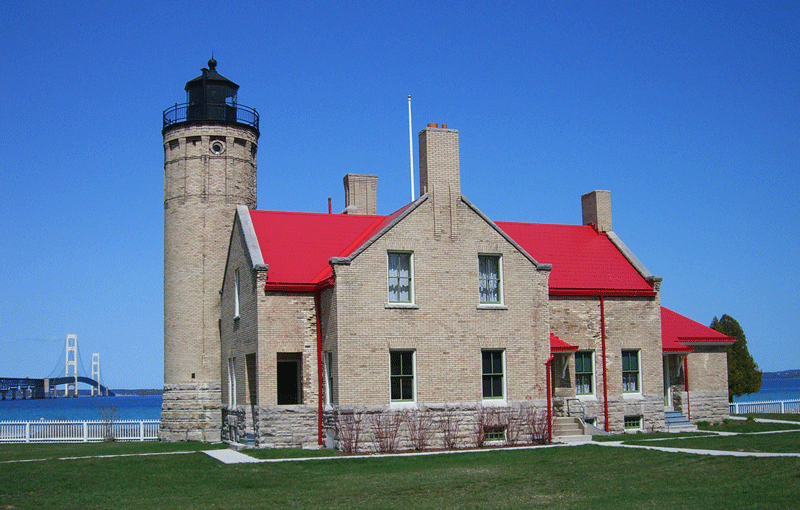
388, 252, 413, 304
482, 349, 505, 400
227, 357, 237, 406
624, 415, 642, 431
234, 268, 241, 319
390, 350, 415, 402
325, 351, 334, 406
622, 350, 640, 393
478, 254, 503, 304
575, 351, 594, 396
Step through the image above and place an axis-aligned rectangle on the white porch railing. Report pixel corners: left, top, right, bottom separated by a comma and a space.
730, 399, 800, 415
0, 419, 159, 443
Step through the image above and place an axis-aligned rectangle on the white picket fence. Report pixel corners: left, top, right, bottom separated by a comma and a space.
730, 399, 800, 415
0, 419, 159, 443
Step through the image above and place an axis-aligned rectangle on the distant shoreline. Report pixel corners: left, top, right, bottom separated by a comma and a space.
762, 370, 800, 379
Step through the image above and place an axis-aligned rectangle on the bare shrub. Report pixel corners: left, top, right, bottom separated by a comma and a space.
334, 410, 363, 454
439, 405, 461, 449
474, 405, 488, 447
504, 408, 525, 446
370, 411, 403, 453
404, 409, 433, 451
521, 406, 550, 445
99, 406, 118, 442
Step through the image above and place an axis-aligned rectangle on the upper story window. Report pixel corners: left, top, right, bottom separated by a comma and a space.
234, 268, 241, 319
388, 252, 413, 304
478, 255, 502, 304
575, 351, 594, 395
622, 350, 640, 393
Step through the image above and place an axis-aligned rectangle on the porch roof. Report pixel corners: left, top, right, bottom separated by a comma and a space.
550, 332, 579, 352
661, 306, 735, 351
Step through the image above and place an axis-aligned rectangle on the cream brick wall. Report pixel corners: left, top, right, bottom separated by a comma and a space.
330, 197, 551, 407
549, 293, 664, 432
686, 347, 730, 423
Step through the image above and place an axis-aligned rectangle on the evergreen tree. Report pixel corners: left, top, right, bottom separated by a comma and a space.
711, 314, 762, 401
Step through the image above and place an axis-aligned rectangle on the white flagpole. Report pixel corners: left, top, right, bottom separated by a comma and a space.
408, 95, 415, 201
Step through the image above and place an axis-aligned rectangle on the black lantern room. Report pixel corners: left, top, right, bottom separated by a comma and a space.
163, 58, 259, 134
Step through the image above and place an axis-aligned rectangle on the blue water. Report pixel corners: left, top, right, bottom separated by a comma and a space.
733, 376, 800, 403
0, 395, 162, 422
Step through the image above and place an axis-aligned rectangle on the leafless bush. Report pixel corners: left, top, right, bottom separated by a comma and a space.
404, 409, 434, 451
439, 405, 461, 449
475, 406, 489, 448
334, 410, 363, 454
504, 408, 525, 446
99, 406, 118, 442
521, 406, 550, 445
370, 411, 403, 453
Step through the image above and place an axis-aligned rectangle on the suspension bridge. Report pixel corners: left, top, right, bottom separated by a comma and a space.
0, 334, 115, 400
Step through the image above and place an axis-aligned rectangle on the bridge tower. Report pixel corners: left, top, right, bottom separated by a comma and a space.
161, 58, 259, 441
91, 353, 100, 396
65, 334, 78, 397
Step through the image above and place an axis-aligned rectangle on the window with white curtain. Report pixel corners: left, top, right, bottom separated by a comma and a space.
388, 252, 413, 303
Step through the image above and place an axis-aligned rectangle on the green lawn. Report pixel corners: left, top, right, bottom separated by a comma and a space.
698, 418, 800, 434
625, 430, 800, 453
2, 438, 800, 509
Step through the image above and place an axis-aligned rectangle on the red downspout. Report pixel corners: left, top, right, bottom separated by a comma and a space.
684, 356, 691, 421
314, 288, 324, 445
545, 354, 554, 442
600, 295, 610, 432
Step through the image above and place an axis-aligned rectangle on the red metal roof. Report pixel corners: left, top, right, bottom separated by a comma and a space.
495, 222, 655, 295
661, 306, 735, 352
250, 210, 384, 285
550, 332, 578, 352
250, 205, 410, 287
247, 205, 655, 296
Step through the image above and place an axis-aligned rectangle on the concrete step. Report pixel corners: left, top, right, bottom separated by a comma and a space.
553, 434, 592, 443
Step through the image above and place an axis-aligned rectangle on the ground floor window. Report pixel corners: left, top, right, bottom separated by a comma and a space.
227, 357, 236, 406
575, 351, 594, 395
390, 350, 415, 402
624, 415, 642, 431
277, 353, 302, 405
482, 349, 505, 399
484, 426, 506, 442
622, 349, 640, 393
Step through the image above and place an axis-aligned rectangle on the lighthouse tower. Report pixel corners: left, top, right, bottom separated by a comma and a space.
161, 59, 259, 441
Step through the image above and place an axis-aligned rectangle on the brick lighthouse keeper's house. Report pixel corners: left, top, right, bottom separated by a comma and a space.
161, 61, 734, 447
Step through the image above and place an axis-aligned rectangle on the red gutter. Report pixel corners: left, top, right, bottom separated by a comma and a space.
600, 295, 609, 432
684, 356, 691, 421
314, 287, 324, 445
550, 288, 657, 297
545, 354, 554, 443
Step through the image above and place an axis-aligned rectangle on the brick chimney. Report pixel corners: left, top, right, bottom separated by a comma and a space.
342, 174, 378, 215
419, 123, 460, 240
582, 190, 612, 232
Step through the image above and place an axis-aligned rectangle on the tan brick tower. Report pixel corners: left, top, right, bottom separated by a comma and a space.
161, 59, 259, 441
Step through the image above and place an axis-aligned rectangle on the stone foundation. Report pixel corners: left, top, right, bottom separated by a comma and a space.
686, 390, 729, 423
323, 401, 550, 453
554, 394, 665, 433
252, 405, 320, 448
160, 382, 222, 442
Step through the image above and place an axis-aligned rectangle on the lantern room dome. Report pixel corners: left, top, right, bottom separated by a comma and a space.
163, 58, 258, 135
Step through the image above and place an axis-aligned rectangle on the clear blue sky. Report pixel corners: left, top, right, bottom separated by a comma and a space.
1, 1, 797, 389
